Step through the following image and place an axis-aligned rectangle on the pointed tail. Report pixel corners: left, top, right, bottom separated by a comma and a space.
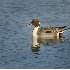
67, 28, 70, 29
62, 26, 67, 29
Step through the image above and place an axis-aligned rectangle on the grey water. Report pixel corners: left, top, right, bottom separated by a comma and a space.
0, 0, 70, 69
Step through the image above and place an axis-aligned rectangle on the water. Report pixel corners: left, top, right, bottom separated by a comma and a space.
0, 0, 70, 69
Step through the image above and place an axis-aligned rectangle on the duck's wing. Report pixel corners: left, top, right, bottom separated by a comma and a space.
37, 27, 53, 35
37, 26, 67, 35
50, 26, 67, 33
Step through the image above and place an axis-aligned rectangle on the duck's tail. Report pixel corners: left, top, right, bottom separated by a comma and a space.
63, 27, 70, 32
59, 26, 70, 33
67, 28, 70, 29
62, 26, 67, 29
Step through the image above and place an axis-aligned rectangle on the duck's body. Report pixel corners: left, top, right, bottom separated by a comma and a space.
31, 19, 67, 39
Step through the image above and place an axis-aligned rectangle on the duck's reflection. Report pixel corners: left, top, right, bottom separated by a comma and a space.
31, 37, 40, 53
31, 35, 64, 52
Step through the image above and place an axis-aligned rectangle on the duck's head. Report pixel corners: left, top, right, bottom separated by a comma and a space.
30, 19, 40, 27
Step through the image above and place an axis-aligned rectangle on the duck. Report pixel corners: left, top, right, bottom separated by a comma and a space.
30, 19, 67, 39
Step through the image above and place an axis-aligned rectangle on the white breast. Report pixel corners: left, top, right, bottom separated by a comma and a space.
32, 26, 39, 37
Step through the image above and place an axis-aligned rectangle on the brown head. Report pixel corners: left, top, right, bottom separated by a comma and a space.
31, 19, 40, 27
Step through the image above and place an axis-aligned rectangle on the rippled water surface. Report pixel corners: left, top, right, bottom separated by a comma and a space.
0, 0, 70, 69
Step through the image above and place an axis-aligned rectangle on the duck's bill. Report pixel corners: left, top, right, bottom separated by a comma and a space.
29, 23, 32, 26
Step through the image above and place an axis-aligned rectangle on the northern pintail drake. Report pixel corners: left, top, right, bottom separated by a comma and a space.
30, 19, 67, 39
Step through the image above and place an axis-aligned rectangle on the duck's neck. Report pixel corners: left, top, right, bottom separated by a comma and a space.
32, 26, 40, 37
